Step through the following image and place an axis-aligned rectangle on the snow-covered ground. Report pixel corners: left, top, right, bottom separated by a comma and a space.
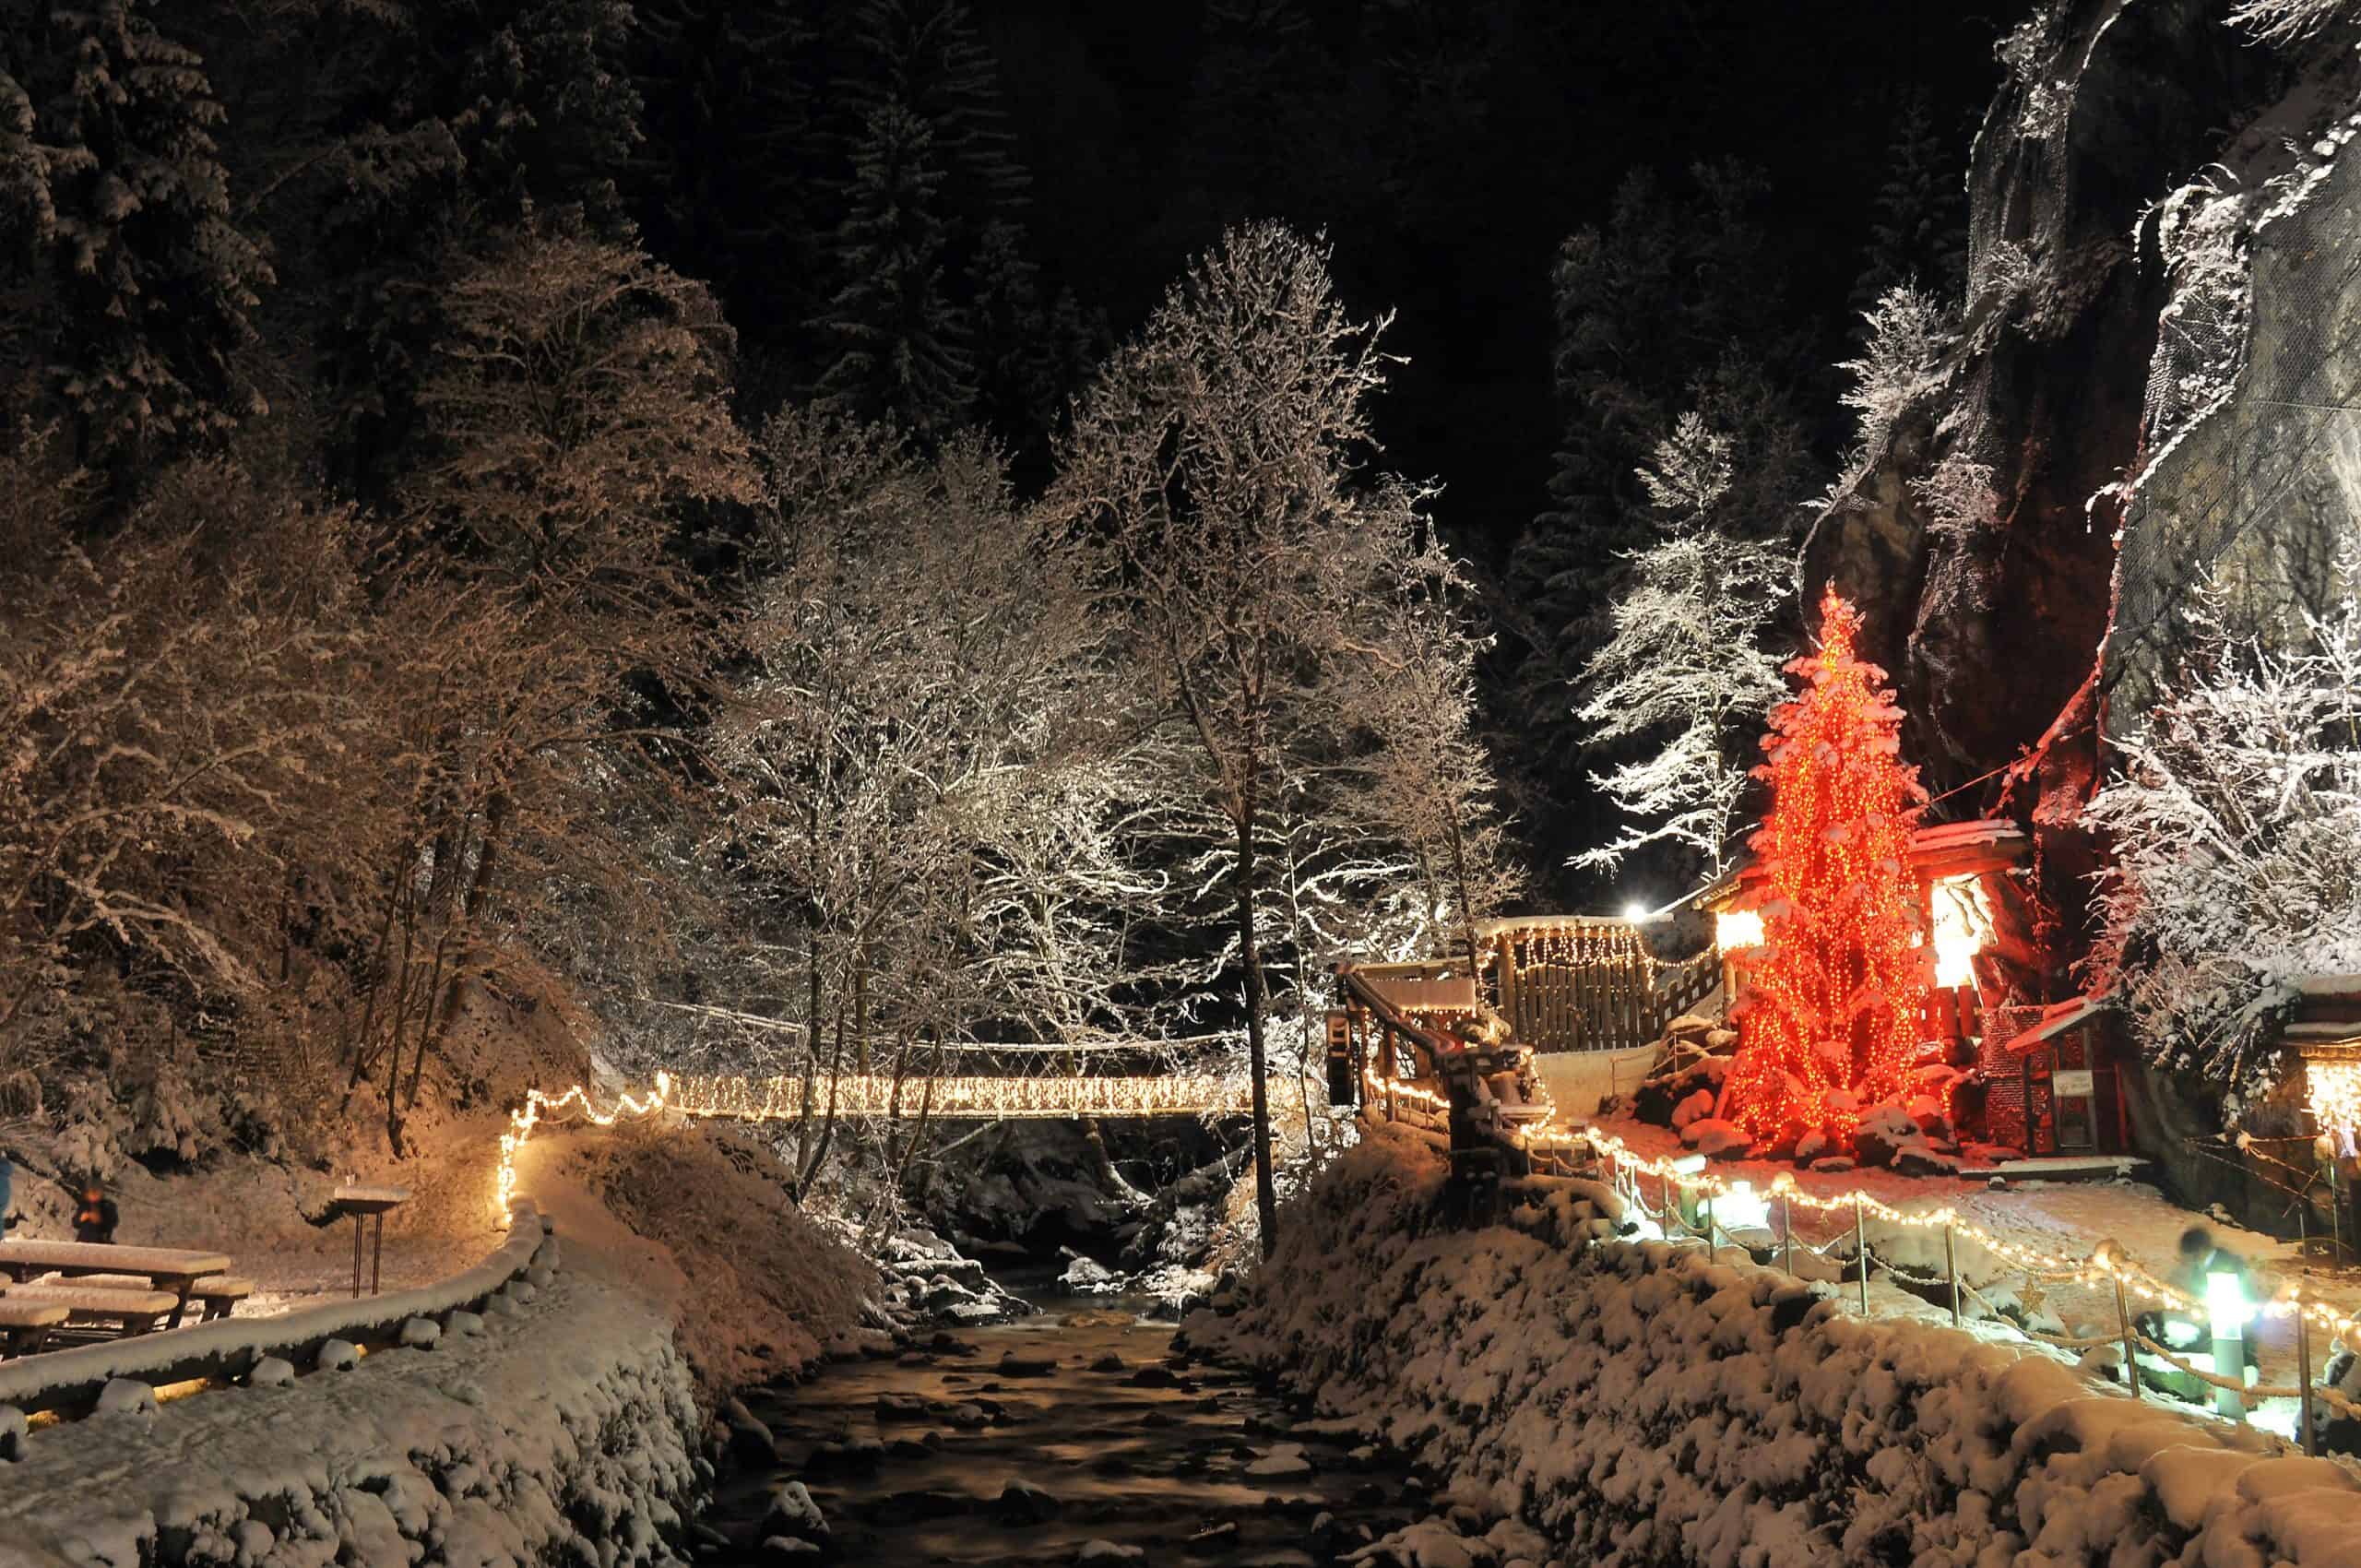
0, 1248, 702, 1568
1184, 1121, 2361, 1568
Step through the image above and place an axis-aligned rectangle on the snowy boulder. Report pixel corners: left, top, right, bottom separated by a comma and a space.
1059, 1253, 1122, 1294
527, 1264, 555, 1289
996, 1350, 1058, 1377
759, 1537, 822, 1560
398, 1316, 442, 1349
95, 1378, 158, 1417
530, 1236, 563, 1273
722, 1398, 780, 1467
1794, 1131, 1828, 1164
315, 1338, 361, 1372
1853, 1105, 1920, 1169
763, 1480, 828, 1543
1090, 1352, 1126, 1372
0, 1405, 25, 1461
1245, 1442, 1315, 1479
1679, 1118, 1749, 1159
1074, 1544, 1144, 1564
994, 1477, 1062, 1525
508, 1279, 539, 1306
1809, 1155, 1856, 1173
445, 1310, 486, 1337
1892, 1143, 1961, 1178
248, 1356, 296, 1389
1670, 1087, 1716, 1131
231, 1519, 274, 1562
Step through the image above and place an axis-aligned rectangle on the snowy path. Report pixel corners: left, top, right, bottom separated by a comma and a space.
1594, 1111, 2361, 1438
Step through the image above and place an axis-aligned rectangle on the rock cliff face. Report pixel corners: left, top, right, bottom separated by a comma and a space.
1803, 0, 2348, 997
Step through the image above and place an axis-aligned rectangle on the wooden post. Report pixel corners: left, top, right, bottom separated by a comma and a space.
1705, 1192, 1717, 1263
1854, 1196, 1870, 1314
2298, 1304, 2319, 1455
2113, 1274, 2142, 1401
1780, 1191, 1794, 1275
2323, 1157, 2342, 1265
1944, 1220, 1961, 1327
1662, 1170, 1675, 1234
1495, 932, 1517, 1031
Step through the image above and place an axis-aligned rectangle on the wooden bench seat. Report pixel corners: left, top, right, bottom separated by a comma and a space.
68, 1272, 255, 1320
2, 1283, 180, 1334
0, 1299, 70, 1356
0, 1240, 236, 1327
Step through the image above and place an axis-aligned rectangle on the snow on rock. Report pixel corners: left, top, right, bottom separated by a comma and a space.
1244, 1441, 1314, 1479
0, 1269, 701, 1568
93, 1378, 158, 1418
0, 1406, 26, 1461
763, 1479, 829, 1541
1679, 1117, 1749, 1158
1074, 1542, 1145, 1564
1181, 1120, 2361, 1568
1057, 1252, 1121, 1294
397, 1315, 441, 1349
314, 1337, 360, 1372
247, 1357, 294, 1389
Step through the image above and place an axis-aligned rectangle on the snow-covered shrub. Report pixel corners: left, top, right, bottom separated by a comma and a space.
1836, 283, 1952, 453
1912, 451, 2001, 542
2086, 572, 2361, 1110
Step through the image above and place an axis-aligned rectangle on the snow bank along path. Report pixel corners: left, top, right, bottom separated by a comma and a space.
0, 1221, 701, 1568
1184, 1123, 2361, 1568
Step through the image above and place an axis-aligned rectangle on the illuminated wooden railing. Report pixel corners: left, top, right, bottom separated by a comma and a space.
1481, 916, 1723, 1053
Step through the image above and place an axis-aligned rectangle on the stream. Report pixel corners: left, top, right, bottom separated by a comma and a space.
706, 1285, 1430, 1565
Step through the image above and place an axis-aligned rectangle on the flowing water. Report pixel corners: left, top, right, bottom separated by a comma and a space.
706, 1288, 1428, 1564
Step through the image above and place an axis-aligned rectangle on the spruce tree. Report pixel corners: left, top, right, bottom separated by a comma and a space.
1850, 87, 1966, 322
1720, 590, 1931, 1149
4, 0, 272, 470
813, 100, 974, 437
630, 0, 821, 353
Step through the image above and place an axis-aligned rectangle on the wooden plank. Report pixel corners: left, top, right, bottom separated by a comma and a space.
5, 1284, 178, 1323
0, 1241, 231, 1277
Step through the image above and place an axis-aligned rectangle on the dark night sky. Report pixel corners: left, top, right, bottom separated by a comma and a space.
980, 1, 2012, 562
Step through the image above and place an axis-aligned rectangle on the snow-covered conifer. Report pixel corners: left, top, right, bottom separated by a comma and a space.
1575, 412, 1789, 879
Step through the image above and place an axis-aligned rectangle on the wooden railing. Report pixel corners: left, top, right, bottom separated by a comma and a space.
1477, 917, 1722, 1054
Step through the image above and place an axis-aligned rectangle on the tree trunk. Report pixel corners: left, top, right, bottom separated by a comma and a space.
410, 794, 512, 1108
1236, 803, 1279, 1259
797, 932, 822, 1171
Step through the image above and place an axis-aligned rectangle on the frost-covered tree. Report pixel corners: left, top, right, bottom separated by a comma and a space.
812, 101, 975, 438
1575, 413, 1790, 881
2086, 571, 2361, 1113
1051, 222, 1462, 1255
2225, 0, 2357, 46
1836, 282, 1952, 452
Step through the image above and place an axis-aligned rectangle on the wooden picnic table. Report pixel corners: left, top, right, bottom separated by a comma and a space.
0, 1240, 233, 1329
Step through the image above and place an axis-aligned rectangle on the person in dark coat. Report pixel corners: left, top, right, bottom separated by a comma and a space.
73, 1183, 118, 1244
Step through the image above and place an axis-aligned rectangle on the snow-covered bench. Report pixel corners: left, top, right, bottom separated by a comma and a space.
62, 1273, 254, 1322
0, 1300, 69, 1357
0, 1284, 180, 1336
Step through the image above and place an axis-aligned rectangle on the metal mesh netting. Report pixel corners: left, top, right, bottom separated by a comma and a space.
2106, 143, 2361, 726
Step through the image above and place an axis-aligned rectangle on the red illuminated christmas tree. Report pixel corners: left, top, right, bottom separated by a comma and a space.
1720, 588, 1929, 1148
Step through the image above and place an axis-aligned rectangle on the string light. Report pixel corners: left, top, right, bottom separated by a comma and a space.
1722, 589, 1929, 1148
493, 1066, 1294, 1219
2307, 1060, 2361, 1140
